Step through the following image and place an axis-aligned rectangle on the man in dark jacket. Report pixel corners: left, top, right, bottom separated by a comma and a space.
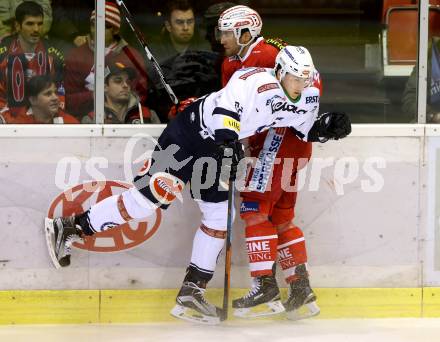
402, 37, 440, 123
84, 62, 160, 124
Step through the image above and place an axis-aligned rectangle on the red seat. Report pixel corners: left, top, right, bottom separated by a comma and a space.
382, 0, 440, 22
382, 0, 416, 22
387, 6, 418, 64
382, 4, 440, 75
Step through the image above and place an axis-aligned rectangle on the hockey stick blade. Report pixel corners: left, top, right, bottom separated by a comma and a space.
219, 307, 227, 322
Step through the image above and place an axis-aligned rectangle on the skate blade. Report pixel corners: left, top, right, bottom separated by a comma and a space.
44, 218, 61, 269
170, 304, 221, 325
234, 300, 285, 319
286, 301, 320, 321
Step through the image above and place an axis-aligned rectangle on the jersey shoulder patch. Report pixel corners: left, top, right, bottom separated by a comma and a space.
238, 67, 267, 80
257, 82, 280, 93
265, 37, 289, 51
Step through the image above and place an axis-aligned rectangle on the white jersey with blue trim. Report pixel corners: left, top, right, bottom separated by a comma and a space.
199, 67, 320, 143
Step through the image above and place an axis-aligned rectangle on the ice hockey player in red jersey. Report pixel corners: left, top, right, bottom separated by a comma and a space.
218, 5, 278, 87
217, 5, 322, 320
45, 44, 350, 325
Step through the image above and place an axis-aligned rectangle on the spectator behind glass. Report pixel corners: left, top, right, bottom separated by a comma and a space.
83, 62, 160, 124
402, 36, 440, 123
152, 0, 207, 62
0, 74, 78, 123
0, 0, 52, 40
49, 0, 94, 51
0, 1, 64, 117
148, 1, 222, 121
64, 1, 148, 120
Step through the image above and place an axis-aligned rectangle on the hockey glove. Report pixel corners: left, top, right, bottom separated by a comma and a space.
167, 97, 197, 120
216, 141, 245, 189
307, 112, 352, 142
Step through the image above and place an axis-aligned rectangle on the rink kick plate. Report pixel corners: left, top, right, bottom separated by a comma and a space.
1, 287, 440, 324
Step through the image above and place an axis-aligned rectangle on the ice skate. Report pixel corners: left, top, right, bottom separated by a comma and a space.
283, 264, 320, 320
44, 216, 83, 269
232, 275, 285, 318
171, 281, 222, 325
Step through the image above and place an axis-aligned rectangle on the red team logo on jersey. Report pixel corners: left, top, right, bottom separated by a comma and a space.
47, 180, 162, 252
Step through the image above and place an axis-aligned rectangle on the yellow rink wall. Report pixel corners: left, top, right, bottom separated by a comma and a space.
0, 288, 439, 324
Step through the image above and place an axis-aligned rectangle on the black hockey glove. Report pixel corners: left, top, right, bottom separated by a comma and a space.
216, 141, 245, 190
307, 112, 352, 142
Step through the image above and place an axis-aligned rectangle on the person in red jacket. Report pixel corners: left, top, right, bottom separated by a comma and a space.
0, 1, 64, 117
64, 1, 148, 119
217, 5, 321, 320
0, 75, 78, 124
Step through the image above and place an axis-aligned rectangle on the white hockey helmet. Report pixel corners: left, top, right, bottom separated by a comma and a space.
217, 5, 262, 45
275, 46, 314, 86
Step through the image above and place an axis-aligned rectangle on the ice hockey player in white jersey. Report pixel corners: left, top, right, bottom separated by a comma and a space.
45, 46, 351, 325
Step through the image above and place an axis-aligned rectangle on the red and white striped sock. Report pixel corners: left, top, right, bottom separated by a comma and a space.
277, 225, 307, 283
245, 221, 278, 277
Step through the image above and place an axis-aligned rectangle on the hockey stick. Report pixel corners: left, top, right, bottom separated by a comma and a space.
116, 0, 179, 105
221, 174, 235, 321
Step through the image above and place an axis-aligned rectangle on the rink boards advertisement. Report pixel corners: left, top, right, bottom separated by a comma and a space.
0, 124, 432, 292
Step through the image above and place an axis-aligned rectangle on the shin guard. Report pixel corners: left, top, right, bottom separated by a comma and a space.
277, 224, 308, 283
189, 225, 226, 282
245, 221, 278, 277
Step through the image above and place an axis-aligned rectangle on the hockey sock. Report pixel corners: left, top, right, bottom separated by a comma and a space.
277, 225, 307, 283
183, 267, 208, 288
188, 225, 226, 282
88, 187, 157, 233
245, 221, 278, 277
